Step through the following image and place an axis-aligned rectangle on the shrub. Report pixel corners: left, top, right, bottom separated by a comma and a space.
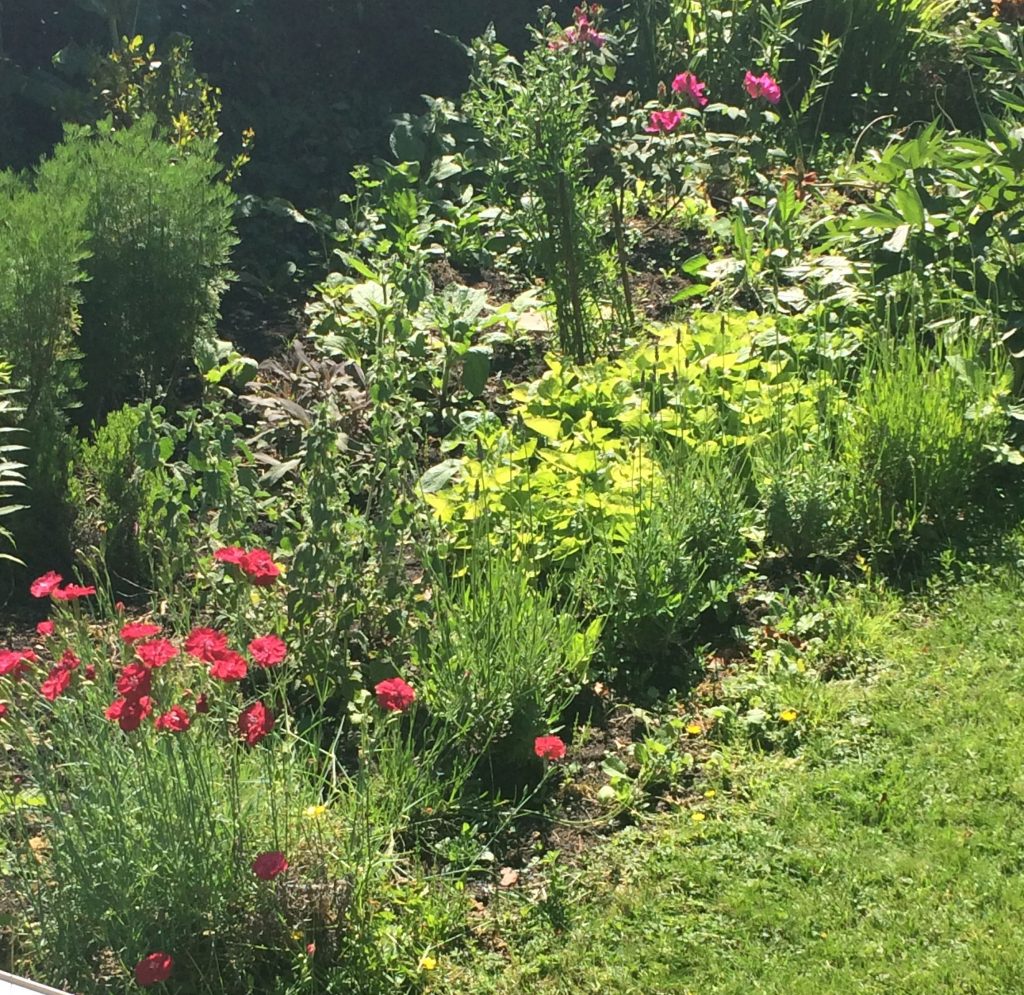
0, 171, 88, 564
69, 404, 148, 582
36, 117, 236, 423
573, 451, 750, 673
840, 341, 1009, 554
413, 553, 600, 762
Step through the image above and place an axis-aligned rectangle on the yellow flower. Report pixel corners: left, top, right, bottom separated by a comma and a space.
304, 804, 327, 820
291, 930, 303, 942
703, 789, 717, 799
779, 708, 798, 722
419, 955, 438, 971
685, 722, 702, 736
691, 811, 706, 823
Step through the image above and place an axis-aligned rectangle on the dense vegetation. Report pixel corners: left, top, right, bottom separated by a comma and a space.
1, 0, 1023, 992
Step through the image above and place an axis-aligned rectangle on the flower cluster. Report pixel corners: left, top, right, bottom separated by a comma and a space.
672, 71, 708, 109
30, 571, 96, 601
549, 4, 606, 50
743, 70, 782, 105
644, 68, 781, 135
644, 108, 684, 134
214, 545, 282, 586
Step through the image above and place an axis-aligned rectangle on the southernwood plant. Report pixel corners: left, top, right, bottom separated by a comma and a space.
36, 116, 236, 424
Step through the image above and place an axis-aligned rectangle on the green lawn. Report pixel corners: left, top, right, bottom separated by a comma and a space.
445, 571, 1024, 994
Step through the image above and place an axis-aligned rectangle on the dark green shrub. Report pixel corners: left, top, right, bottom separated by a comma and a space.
36, 117, 236, 422
0, 171, 88, 564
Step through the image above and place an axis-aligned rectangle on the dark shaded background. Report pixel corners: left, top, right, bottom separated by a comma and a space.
0, 1, 588, 203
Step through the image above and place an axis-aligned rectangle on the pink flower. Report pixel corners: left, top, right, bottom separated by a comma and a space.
238, 700, 274, 746
29, 571, 62, 598
58, 649, 80, 670
119, 622, 162, 643
40, 665, 72, 702
209, 649, 248, 682
550, 5, 607, 49
51, 583, 96, 601
644, 109, 684, 134
252, 850, 289, 880
185, 627, 229, 663
672, 71, 708, 108
84, 664, 96, 681
36, 620, 54, 639
136, 639, 178, 669
155, 705, 191, 733
248, 634, 287, 668
534, 735, 567, 761
0, 702, 7, 719
374, 677, 416, 712
743, 70, 781, 105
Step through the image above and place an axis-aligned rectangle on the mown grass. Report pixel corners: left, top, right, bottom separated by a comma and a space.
444, 568, 1024, 994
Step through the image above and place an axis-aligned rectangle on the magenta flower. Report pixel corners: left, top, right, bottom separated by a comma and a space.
549, 5, 607, 49
743, 71, 782, 105
644, 109, 684, 134
672, 72, 708, 109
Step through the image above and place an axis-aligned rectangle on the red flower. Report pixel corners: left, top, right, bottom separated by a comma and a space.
154, 705, 191, 733
51, 583, 97, 601
209, 649, 248, 682
251, 850, 289, 880
134, 952, 173, 987
374, 677, 416, 713
115, 600, 126, 613
136, 639, 178, 669
306, 942, 316, 958
248, 634, 287, 668
30, 571, 63, 598
0, 649, 35, 680
534, 735, 567, 761
184, 627, 229, 663
40, 666, 72, 702
238, 700, 274, 746
84, 664, 96, 681
241, 548, 281, 586
59, 649, 80, 670
116, 663, 152, 699
194, 692, 210, 714
106, 695, 153, 732
120, 622, 162, 643
36, 620, 54, 638
214, 546, 247, 565
0, 702, 7, 719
